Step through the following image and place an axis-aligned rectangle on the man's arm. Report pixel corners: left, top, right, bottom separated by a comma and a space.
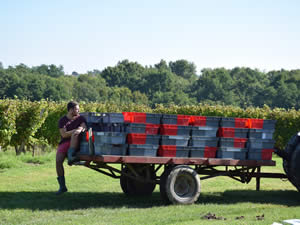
73, 122, 87, 135
59, 127, 74, 138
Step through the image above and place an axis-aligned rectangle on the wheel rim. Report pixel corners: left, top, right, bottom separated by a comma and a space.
174, 173, 196, 198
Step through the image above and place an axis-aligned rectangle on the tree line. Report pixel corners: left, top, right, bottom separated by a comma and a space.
0, 60, 299, 109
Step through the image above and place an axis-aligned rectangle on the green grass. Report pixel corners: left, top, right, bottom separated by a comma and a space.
0, 152, 299, 225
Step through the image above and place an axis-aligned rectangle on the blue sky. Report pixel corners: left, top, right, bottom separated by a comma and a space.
1, 0, 299, 74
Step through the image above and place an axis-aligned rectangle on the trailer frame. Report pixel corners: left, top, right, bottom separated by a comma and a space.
77, 155, 287, 204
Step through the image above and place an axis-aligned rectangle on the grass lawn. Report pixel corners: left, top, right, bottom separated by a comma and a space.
0, 151, 299, 225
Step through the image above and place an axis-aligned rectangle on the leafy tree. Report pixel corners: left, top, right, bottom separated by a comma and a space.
44, 77, 72, 101
0, 70, 20, 98
32, 64, 65, 77
230, 67, 268, 108
169, 59, 197, 80
154, 59, 171, 71
152, 90, 196, 106
192, 68, 237, 106
143, 68, 176, 96
73, 81, 100, 102
101, 60, 145, 91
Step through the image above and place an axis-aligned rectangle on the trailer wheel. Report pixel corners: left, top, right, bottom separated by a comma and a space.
120, 165, 156, 196
159, 166, 174, 204
283, 133, 300, 175
163, 165, 201, 204
290, 143, 300, 192
283, 133, 300, 189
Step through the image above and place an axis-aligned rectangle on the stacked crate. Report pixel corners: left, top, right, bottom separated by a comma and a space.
158, 114, 191, 157
123, 112, 161, 157
247, 119, 276, 160
80, 112, 276, 161
80, 112, 127, 156
188, 116, 219, 158
217, 118, 249, 160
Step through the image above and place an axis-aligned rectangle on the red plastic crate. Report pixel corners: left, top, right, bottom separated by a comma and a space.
127, 133, 147, 144
177, 115, 191, 126
122, 112, 147, 123
189, 116, 206, 126
145, 124, 160, 135
132, 112, 146, 123
158, 145, 177, 157
234, 138, 248, 148
235, 118, 250, 128
262, 149, 273, 160
122, 112, 132, 123
217, 128, 235, 138
160, 125, 178, 135
250, 119, 264, 129
204, 146, 217, 158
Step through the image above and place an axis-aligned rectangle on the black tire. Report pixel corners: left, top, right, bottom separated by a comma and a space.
120, 170, 129, 195
282, 133, 300, 188
164, 165, 201, 204
290, 143, 300, 192
159, 166, 174, 204
120, 165, 156, 196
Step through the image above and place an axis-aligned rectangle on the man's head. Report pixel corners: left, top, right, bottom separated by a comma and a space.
67, 101, 80, 117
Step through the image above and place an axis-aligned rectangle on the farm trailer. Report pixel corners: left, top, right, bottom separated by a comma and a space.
74, 134, 300, 205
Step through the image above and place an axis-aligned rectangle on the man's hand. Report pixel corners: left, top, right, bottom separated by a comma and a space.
73, 127, 84, 135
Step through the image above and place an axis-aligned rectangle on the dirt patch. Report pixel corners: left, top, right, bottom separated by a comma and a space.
202, 213, 227, 220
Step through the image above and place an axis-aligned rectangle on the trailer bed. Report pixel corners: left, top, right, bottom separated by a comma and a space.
79, 155, 276, 166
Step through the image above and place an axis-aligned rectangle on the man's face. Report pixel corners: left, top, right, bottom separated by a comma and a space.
72, 105, 80, 116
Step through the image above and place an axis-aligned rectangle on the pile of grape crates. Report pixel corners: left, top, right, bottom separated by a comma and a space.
217, 118, 275, 160
79, 112, 276, 160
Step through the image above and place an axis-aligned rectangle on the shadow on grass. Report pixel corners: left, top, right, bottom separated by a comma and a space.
0, 190, 299, 210
0, 191, 164, 210
198, 189, 300, 206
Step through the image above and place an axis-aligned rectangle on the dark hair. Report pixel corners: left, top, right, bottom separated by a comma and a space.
67, 101, 79, 111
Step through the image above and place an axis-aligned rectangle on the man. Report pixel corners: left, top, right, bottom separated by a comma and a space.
56, 101, 87, 195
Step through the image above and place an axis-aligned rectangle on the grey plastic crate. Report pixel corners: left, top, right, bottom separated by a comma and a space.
176, 150, 189, 158
128, 145, 158, 156
248, 151, 262, 160
125, 123, 146, 133
219, 138, 247, 148
189, 147, 218, 158
191, 126, 218, 137
160, 125, 191, 136
190, 150, 205, 158
94, 132, 126, 144
189, 137, 218, 147
161, 114, 177, 124
235, 128, 249, 138
217, 128, 249, 138
161, 135, 189, 146
220, 117, 235, 127
88, 123, 126, 132
177, 126, 191, 136
263, 120, 276, 130
189, 147, 206, 158
129, 144, 158, 150
217, 147, 247, 160
145, 135, 160, 145
101, 113, 124, 123
146, 113, 162, 124
94, 144, 127, 156
248, 139, 275, 149
248, 129, 274, 139
247, 148, 273, 160
206, 117, 220, 127
80, 112, 102, 124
